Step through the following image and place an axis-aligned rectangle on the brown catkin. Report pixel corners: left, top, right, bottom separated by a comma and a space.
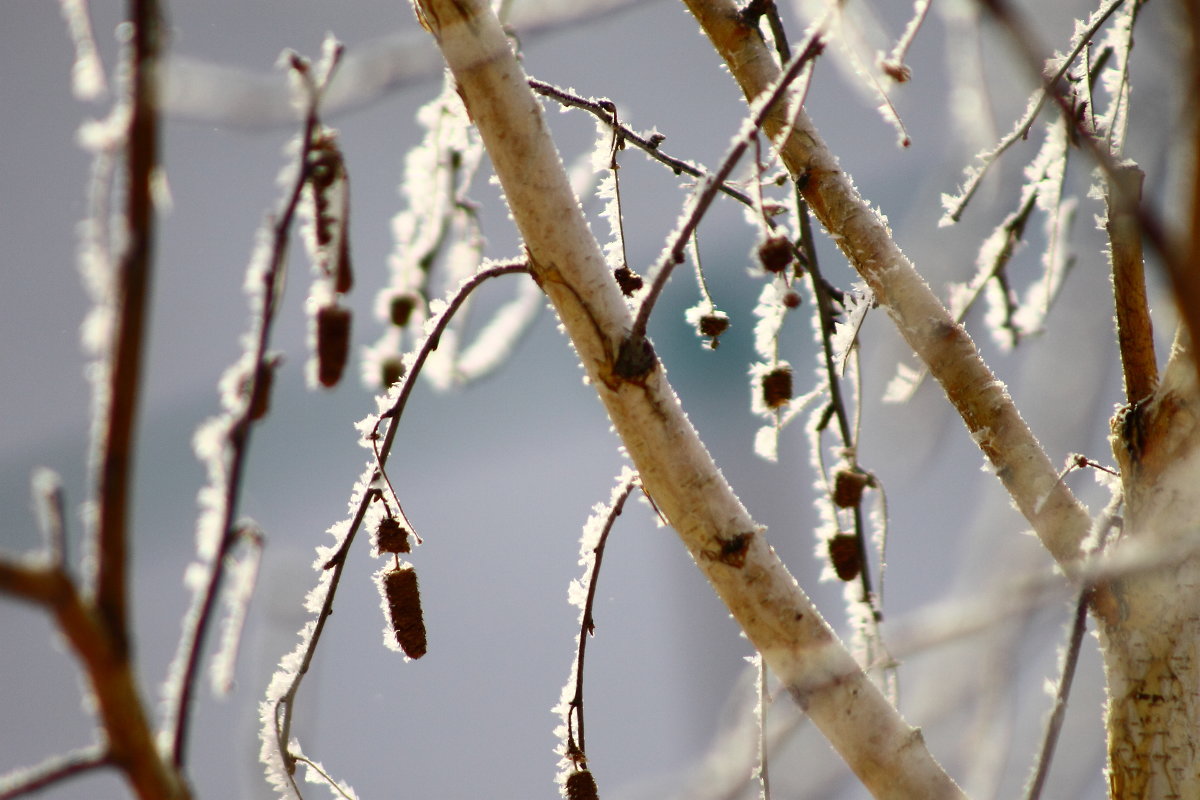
827, 533, 862, 582
247, 360, 275, 421
757, 235, 793, 273
315, 304, 352, 388
832, 469, 870, 508
376, 517, 411, 554
565, 769, 599, 800
761, 366, 793, 409
384, 565, 427, 659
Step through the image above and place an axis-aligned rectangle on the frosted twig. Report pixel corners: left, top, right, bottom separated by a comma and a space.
943, 0, 1127, 222
882, 0, 933, 81
528, 78, 756, 207
265, 261, 530, 793
31, 468, 67, 567
371, 260, 531, 466
0, 745, 109, 800
631, 31, 826, 341
56, 0, 106, 100
267, 492, 375, 798
977, 0, 1198, 387
166, 49, 339, 768
91, 0, 164, 659
560, 472, 640, 775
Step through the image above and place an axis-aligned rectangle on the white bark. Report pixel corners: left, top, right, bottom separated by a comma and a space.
412, 0, 965, 797
1103, 333, 1200, 798
679, 0, 1093, 572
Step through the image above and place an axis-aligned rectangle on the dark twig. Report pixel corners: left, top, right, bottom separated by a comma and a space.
564, 474, 640, 769
268, 261, 530, 786
0, 745, 110, 800
528, 78, 756, 208
1025, 509, 1122, 799
93, 0, 163, 658
166, 49, 341, 769
1023, 588, 1089, 800
632, 30, 825, 341
946, 0, 1127, 222
371, 261, 530, 468
977, 0, 1199, 387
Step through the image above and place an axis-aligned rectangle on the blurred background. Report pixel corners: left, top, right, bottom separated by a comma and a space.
0, 0, 1181, 797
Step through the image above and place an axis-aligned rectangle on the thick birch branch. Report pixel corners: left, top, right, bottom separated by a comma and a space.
411, 1, 964, 797
679, 0, 1092, 571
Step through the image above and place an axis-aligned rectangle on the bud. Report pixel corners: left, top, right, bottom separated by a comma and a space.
613, 265, 643, 296
757, 235, 793, 273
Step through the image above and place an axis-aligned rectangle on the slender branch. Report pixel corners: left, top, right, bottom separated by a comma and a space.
1107, 164, 1157, 404
93, 0, 163, 656
0, 556, 189, 799
565, 474, 639, 768
266, 261, 530, 787
944, 0, 1127, 222
31, 468, 68, 567
166, 53, 331, 768
631, 31, 826, 341
0, 745, 110, 800
1023, 588, 1090, 800
528, 78, 756, 207
683, 0, 1093, 571
413, 1, 965, 795
372, 260, 531, 466
977, 0, 1200, 389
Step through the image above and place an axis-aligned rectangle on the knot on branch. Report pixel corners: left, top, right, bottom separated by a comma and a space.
614, 335, 657, 383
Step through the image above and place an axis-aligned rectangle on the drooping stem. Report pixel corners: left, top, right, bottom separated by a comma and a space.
412, 2, 965, 796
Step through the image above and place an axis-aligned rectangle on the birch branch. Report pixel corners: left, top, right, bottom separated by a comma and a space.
411, 1, 964, 797
679, 0, 1093, 571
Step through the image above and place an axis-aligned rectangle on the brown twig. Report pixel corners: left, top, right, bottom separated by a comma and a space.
1107, 164, 1157, 404
93, 0, 163, 658
564, 473, 640, 771
166, 47, 338, 769
631, 30, 825, 341
0, 745, 110, 800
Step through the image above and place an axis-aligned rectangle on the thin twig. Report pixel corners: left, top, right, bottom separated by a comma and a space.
528, 78, 756, 208
166, 52, 338, 768
93, 0, 163, 657
631, 31, 826, 341
269, 261, 530, 784
31, 468, 68, 567
945, 0, 1127, 222
565, 473, 640, 768
1023, 588, 1090, 800
0, 745, 110, 800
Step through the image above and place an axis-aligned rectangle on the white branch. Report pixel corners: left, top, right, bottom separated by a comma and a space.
680, 0, 1092, 572
412, 1, 965, 797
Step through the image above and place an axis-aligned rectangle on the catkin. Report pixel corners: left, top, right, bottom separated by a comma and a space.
384, 565, 427, 659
